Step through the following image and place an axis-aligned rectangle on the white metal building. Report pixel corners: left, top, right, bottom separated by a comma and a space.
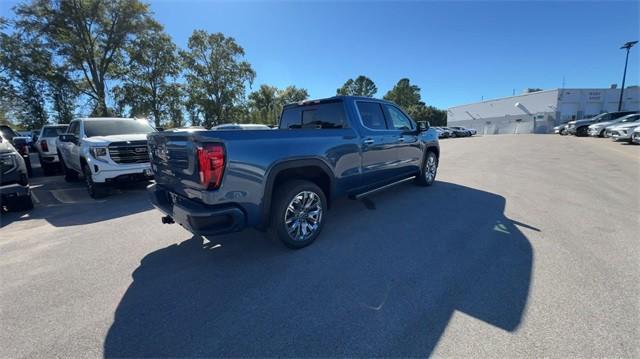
447, 86, 640, 134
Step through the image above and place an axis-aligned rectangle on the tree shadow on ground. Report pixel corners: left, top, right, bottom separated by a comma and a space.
104, 181, 534, 357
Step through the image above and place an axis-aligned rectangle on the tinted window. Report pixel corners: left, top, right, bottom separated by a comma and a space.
386, 105, 414, 130
301, 103, 345, 129
356, 102, 387, 130
280, 108, 302, 129
84, 120, 156, 137
67, 122, 80, 136
42, 126, 68, 137
0, 126, 17, 140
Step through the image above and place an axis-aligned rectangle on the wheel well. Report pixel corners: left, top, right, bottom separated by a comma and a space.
426, 146, 439, 159
272, 166, 331, 206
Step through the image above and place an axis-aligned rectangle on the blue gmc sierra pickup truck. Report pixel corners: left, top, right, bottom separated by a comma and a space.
147, 96, 440, 248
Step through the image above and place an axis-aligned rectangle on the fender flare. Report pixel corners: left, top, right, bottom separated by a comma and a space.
258, 157, 335, 229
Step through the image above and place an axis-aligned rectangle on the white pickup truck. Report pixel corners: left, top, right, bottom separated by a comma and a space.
57, 117, 156, 198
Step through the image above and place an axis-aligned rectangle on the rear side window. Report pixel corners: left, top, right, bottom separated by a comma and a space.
280, 102, 346, 129
356, 102, 387, 130
42, 126, 68, 137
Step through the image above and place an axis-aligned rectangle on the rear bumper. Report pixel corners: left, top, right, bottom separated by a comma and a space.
39, 154, 59, 163
148, 183, 246, 236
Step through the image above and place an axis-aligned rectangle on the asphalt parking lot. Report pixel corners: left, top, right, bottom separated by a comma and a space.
1, 135, 638, 358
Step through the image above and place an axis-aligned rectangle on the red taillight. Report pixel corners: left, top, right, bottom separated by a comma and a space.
197, 143, 225, 190
41, 139, 48, 152
19, 144, 29, 155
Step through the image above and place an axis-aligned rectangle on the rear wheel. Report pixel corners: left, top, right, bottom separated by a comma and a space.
270, 180, 326, 249
415, 151, 438, 187
83, 164, 108, 199
41, 162, 54, 176
576, 126, 588, 137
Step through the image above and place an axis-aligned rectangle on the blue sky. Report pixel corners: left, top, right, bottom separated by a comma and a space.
2, 1, 639, 108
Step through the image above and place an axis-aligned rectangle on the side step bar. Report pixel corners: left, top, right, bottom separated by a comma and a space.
351, 176, 415, 200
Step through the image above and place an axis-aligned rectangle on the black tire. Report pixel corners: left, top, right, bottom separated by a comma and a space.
451, 132, 457, 138
598, 129, 606, 138
415, 151, 438, 187
270, 179, 327, 249
41, 162, 54, 176
576, 126, 588, 137
6, 194, 33, 212
83, 164, 108, 199
60, 153, 78, 182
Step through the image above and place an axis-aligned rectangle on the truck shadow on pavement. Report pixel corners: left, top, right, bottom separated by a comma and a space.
103, 181, 534, 357
0, 178, 153, 229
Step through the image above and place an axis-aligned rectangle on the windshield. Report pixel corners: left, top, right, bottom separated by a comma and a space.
84, 120, 156, 137
42, 126, 68, 137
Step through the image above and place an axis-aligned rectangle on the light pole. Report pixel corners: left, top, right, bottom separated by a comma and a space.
618, 40, 638, 111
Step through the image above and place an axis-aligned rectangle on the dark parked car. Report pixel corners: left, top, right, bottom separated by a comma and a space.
147, 96, 440, 248
445, 127, 469, 137
0, 134, 33, 212
11, 137, 32, 177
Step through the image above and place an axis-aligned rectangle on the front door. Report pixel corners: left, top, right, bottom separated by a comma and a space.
383, 104, 423, 176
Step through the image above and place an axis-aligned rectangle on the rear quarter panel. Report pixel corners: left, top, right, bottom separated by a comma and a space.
150, 129, 362, 227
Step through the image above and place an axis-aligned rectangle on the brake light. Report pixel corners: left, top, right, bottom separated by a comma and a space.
197, 143, 225, 190
41, 140, 48, 152
19, 144, 29, 155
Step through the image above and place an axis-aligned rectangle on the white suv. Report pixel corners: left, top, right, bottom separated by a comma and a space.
57, 118, 156, 198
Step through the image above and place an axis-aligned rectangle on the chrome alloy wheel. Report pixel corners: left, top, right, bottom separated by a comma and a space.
425, 154, 437, 183
284, 191, 323, 241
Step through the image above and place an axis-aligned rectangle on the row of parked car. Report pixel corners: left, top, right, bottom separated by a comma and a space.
433, 126, 477, 139
553, 111, 640, 144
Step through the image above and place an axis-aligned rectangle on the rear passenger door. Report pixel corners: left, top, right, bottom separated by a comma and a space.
355, 101, 405, 188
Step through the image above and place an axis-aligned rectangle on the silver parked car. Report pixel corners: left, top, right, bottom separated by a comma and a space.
631, 126, 640, 145
588, 113, 639, 137
608, 120, 640, 142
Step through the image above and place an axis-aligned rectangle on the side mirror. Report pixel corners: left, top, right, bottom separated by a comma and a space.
417, 121, 430, 132
59, 134, 76, 143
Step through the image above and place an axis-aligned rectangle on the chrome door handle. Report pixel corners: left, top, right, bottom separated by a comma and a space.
363, 138, 375, 145
398, 136, 405, 142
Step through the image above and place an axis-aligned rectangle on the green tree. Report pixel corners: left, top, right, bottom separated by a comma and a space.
14, 0, 158, 116
278, 85, 309, 104
337, 75, 377, 97
0, 29, 49, 129
248, 84, 279, 125
181, 30, 255, 128
164, 83, 186, 128
383, 78, 422, 108
384, 78, 447, 126
116, 29, 181, 126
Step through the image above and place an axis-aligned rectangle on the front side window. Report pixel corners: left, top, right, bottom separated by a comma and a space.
83, 120, 156, 137
356, 102, 387, 130
385, 105, 415, 130
67, 122, 80, 136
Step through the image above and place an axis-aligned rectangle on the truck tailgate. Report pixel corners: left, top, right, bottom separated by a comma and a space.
147, 132, 209, 199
